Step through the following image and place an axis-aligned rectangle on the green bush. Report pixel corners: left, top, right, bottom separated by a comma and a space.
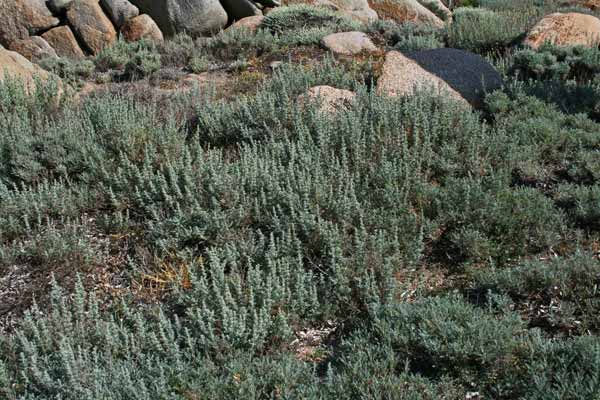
124, 49, 162, 78
522, 336, 600, 400
430, 178, 565, 264
368, 20, 445, 51
448, 7, 529, 53
38, 57, 95, 86
157, 33, 197, 67
263, 5, 362, 35
485, 89, 600, 185
511, 44, 600, 82
505, 78, 600, 118
4, 17, 600, 397
194, 27, 279, 63
352, 296, 531, 391
336, 294, 600, 398
188, 55, 210, 74
555, 184, 600, 230
474, 252, 600, 335
94, 39, 161, 79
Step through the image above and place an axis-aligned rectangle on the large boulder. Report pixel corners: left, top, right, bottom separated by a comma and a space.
321, 31, 378, 55
67, 0, 117, 55
524, 13, 600, 49
302, 85, 356, 114
376, 48, 503, 108
226, 16, 265, 33
128, 0, 228, 37
121, 14, 164, 42
311, 0, 378, 23
0, 46, 57, 92
41, 26, 85, 59
0, 0, 59, 47
368, 0, 444, 27
8, 36, 58, 62
221, 0, 263, 21
100, 0, 140, 29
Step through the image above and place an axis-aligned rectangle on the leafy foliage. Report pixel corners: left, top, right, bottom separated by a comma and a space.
511, 44, 600, 82
448, 7, 530, 53
368, 20, 445, 51
262, 5, 362, 36
3, 0, 600, 398
475, 252, 600, 336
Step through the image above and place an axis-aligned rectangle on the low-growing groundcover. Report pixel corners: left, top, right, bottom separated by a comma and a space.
3, 1, 600, 399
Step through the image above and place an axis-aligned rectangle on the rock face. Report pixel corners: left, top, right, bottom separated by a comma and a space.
221, 0, 263, 21
8, 37, 57, 61
67, 0, 117, 55
0, 0, 60, 47
417, 0, 451, 20
312, 0, 378, 23
226, 16, 265, 33
376, 48, 503, 108
524, 13, 600, 49
303, 85, 356, 113
100, 0, 140, 29
368, 0, 444, 27
0, 46, 55, 92
41, 26, 85, 59
321, 31, 378, 55
129, 0, 229, 37
121, 14, 164, 42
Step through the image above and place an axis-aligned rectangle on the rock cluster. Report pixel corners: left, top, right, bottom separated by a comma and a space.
301, 0, 452, 25
0, 0, 162, 61
0, 0, 463, 64
4, 0, 594, 115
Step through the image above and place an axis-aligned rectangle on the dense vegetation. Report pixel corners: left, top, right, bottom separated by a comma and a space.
2, 0, 600, 398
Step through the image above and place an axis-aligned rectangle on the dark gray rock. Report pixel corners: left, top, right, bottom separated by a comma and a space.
255, 0, 280, 7
377, 48, 503, 108
47, 0, 74, 13
129, 0, 228, 37
100, 0, 140, 28
220, 0, 262, 21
